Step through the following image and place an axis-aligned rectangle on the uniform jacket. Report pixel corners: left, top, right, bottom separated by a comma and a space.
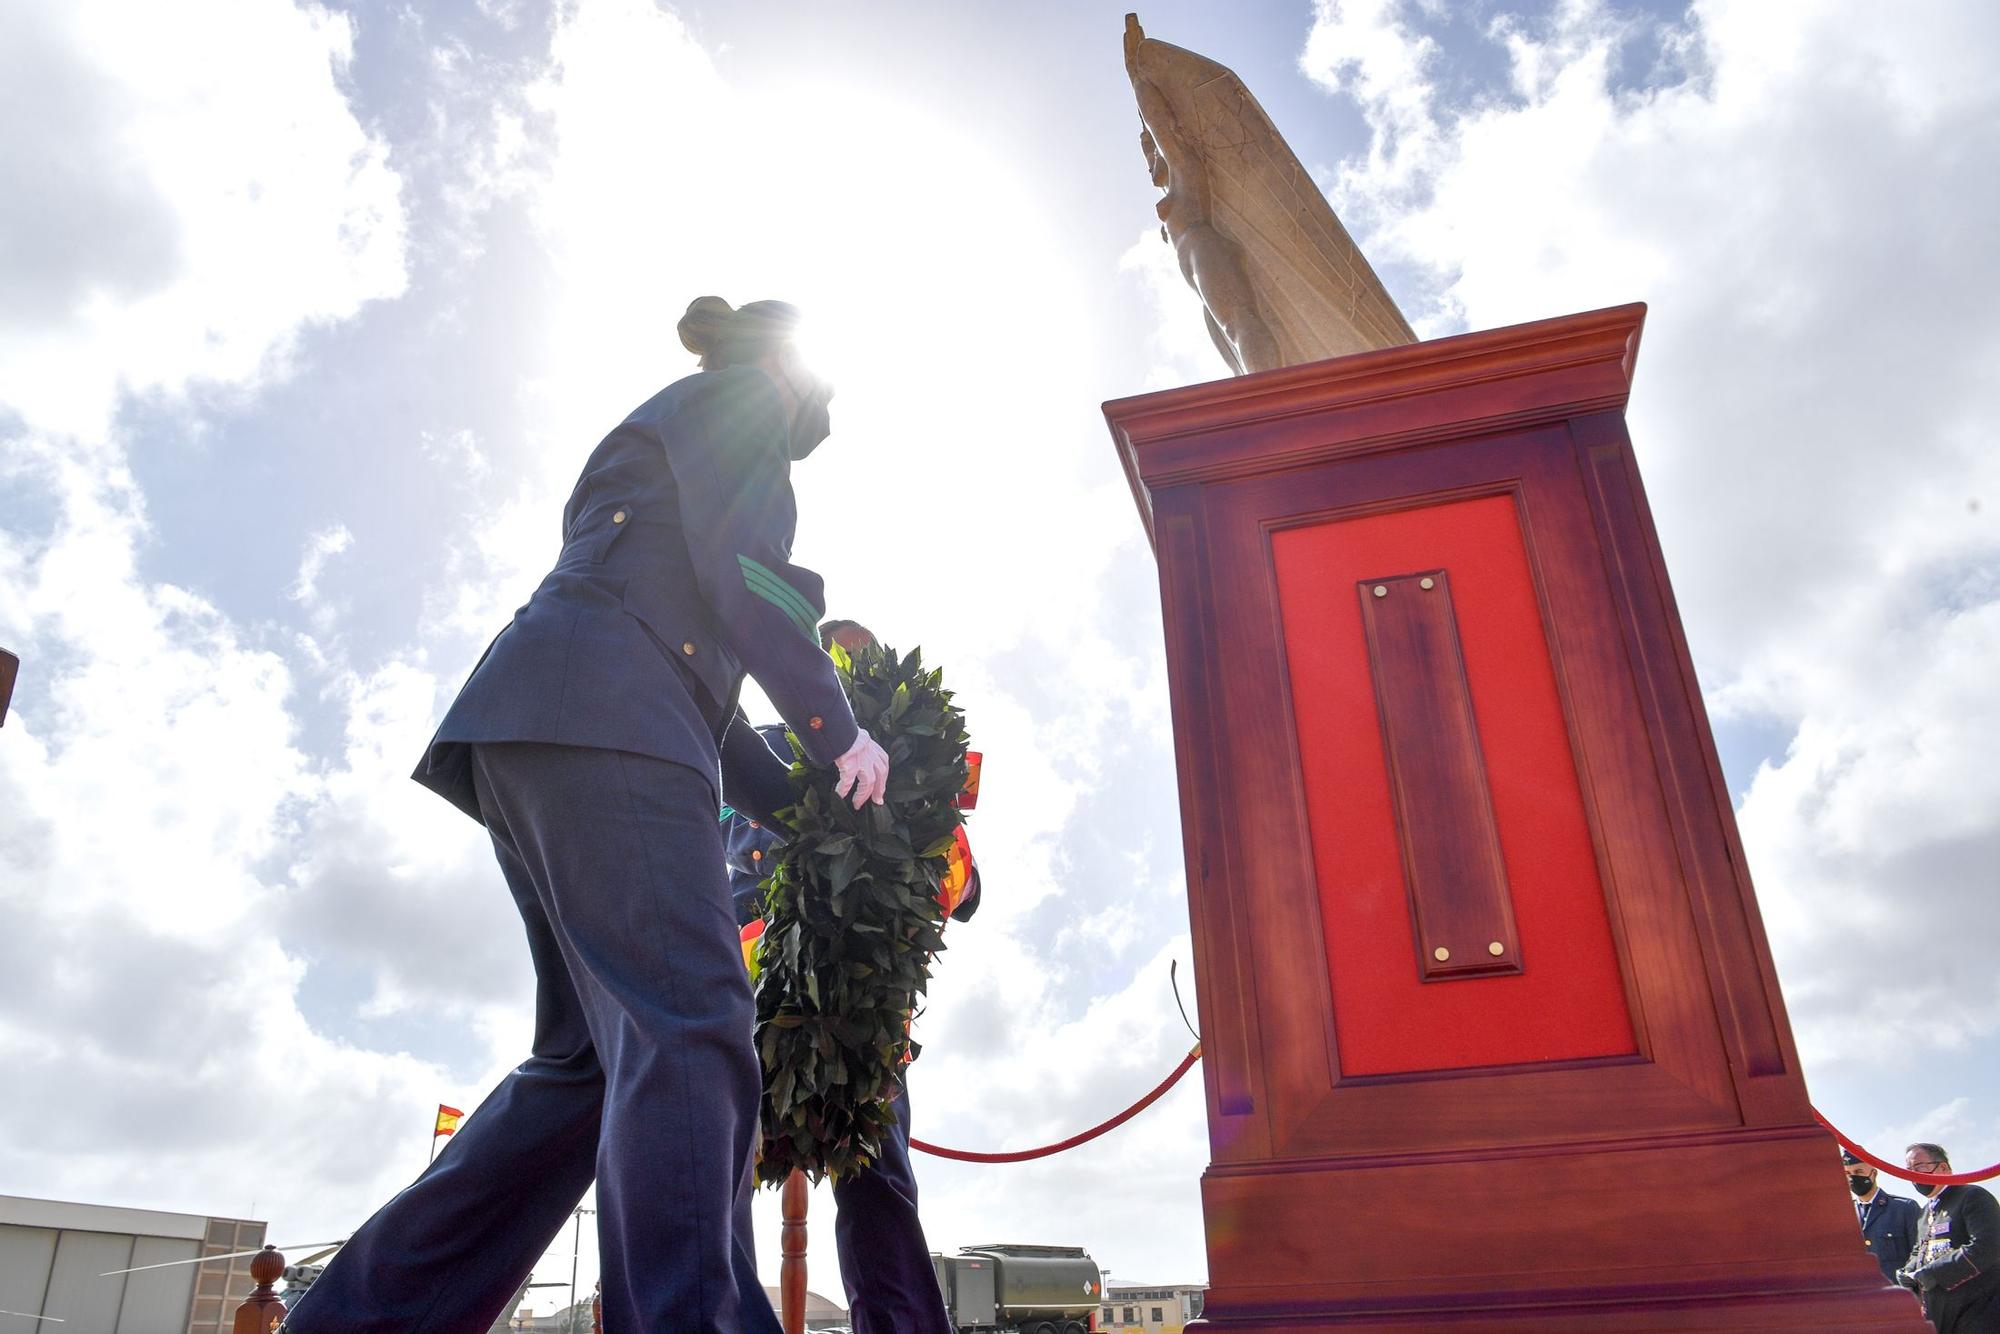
1899, 1183, 2000, 1329
412, 368, 858, 823
1855, 1188, 1922, 1284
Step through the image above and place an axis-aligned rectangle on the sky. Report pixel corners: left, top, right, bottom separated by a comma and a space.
1, 0, 1997, 1312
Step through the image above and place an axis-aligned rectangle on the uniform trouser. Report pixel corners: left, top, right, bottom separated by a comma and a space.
286, 743, 782, 1334
1925, 1285, 2000, 1333
832, 1081, 952, 1334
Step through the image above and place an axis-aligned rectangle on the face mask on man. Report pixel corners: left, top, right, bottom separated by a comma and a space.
1848, 1174, 1873, 1195
1915, 1181, 1940, 1198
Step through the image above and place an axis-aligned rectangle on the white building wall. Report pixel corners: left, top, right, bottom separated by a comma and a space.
42, 1231, 133, 1331
0, 1196, 240, 1334
0, 1226, 60, 1334
118, 1237, 202, 1334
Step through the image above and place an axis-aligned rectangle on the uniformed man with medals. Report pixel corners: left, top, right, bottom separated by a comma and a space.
1896, 1142, 2000, 1331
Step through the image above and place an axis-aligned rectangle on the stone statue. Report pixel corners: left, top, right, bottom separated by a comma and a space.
1124, 14, 1415, 375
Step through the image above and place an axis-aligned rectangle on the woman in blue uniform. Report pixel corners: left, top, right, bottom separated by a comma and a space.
285, 298, 888, 1334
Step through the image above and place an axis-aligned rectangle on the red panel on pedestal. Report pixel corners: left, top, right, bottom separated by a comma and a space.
1272, 492, 1634, 1076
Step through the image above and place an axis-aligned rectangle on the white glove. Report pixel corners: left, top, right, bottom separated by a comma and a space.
832, 727, 890, 808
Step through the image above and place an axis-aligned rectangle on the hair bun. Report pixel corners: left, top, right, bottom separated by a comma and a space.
677, 295, 737, 357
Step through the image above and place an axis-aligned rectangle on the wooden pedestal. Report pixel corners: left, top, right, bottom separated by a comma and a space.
1104, 306, 1922, 1330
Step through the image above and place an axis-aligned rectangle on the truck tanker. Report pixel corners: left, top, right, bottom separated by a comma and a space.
931, 1243, 1102, 1334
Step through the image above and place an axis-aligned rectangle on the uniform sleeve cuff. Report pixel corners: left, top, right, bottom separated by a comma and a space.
797, 712, 859, 767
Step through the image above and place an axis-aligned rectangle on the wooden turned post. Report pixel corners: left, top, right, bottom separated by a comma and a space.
232, 1245, 287, 1334
780, 1168, 809, 1334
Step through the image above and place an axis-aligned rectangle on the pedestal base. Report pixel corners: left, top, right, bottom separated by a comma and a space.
1193, 1285, 1922, 1331
1190, 1127, 1925, 1332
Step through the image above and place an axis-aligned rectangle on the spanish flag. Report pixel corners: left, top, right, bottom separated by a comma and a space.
938, 827, 974, 916
434, 1104, 464, 1138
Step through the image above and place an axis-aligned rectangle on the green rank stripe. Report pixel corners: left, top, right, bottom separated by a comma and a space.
738, 555, 819, 643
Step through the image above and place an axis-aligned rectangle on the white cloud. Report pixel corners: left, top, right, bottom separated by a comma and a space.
0, 0, 429, 1248
1120, 228, 1235, 390
0, 0, 407, 440
0, 440, 467, 1235
419, 426, 490, 482
289, 523, 354, 646
900, 933, 1208, 1267
1301, 0, 1445, 204
283, 653, 531, 1030
1735, 591, 2000, 1070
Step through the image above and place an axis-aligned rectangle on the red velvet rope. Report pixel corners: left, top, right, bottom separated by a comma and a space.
910, 1044, 1202, 1163
909, 1045, 1997, 1184
1813, 1107, 2000, 1185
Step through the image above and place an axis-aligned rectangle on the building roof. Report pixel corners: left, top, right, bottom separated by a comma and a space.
1106, 1282, 1206, 1297
0, 1192, 247, 1238
760, 1284, 846, 1319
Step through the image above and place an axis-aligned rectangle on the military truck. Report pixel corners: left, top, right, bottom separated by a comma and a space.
931, 1243, 1101, 1334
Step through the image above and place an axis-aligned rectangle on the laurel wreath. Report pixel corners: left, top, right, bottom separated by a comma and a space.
752, 642, 971, 1185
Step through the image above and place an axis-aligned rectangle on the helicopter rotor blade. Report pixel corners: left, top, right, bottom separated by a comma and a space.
99, 1241, 344, 1277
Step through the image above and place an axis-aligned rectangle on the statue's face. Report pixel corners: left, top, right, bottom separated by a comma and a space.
1140, 128, 1169, 187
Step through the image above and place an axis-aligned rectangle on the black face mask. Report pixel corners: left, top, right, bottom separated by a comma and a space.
1915, 1181, 1940, 1198
1848, 1174, 1873, 1195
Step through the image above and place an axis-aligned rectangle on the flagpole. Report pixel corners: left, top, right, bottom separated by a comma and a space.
566, 1206, 595, 1331
427, 1103, 458, 1169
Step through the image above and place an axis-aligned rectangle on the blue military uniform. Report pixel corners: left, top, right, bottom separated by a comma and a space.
288, 366, 855, 1334
1854, 1186, 1922, 1284
723, 724, 978, 1334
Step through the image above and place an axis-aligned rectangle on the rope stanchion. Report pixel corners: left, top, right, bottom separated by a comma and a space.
911, 1043, 1201, 1164
1812, 1107, 2000, 1185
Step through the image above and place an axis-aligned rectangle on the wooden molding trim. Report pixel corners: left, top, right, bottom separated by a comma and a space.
1104, 303, 1646, 542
